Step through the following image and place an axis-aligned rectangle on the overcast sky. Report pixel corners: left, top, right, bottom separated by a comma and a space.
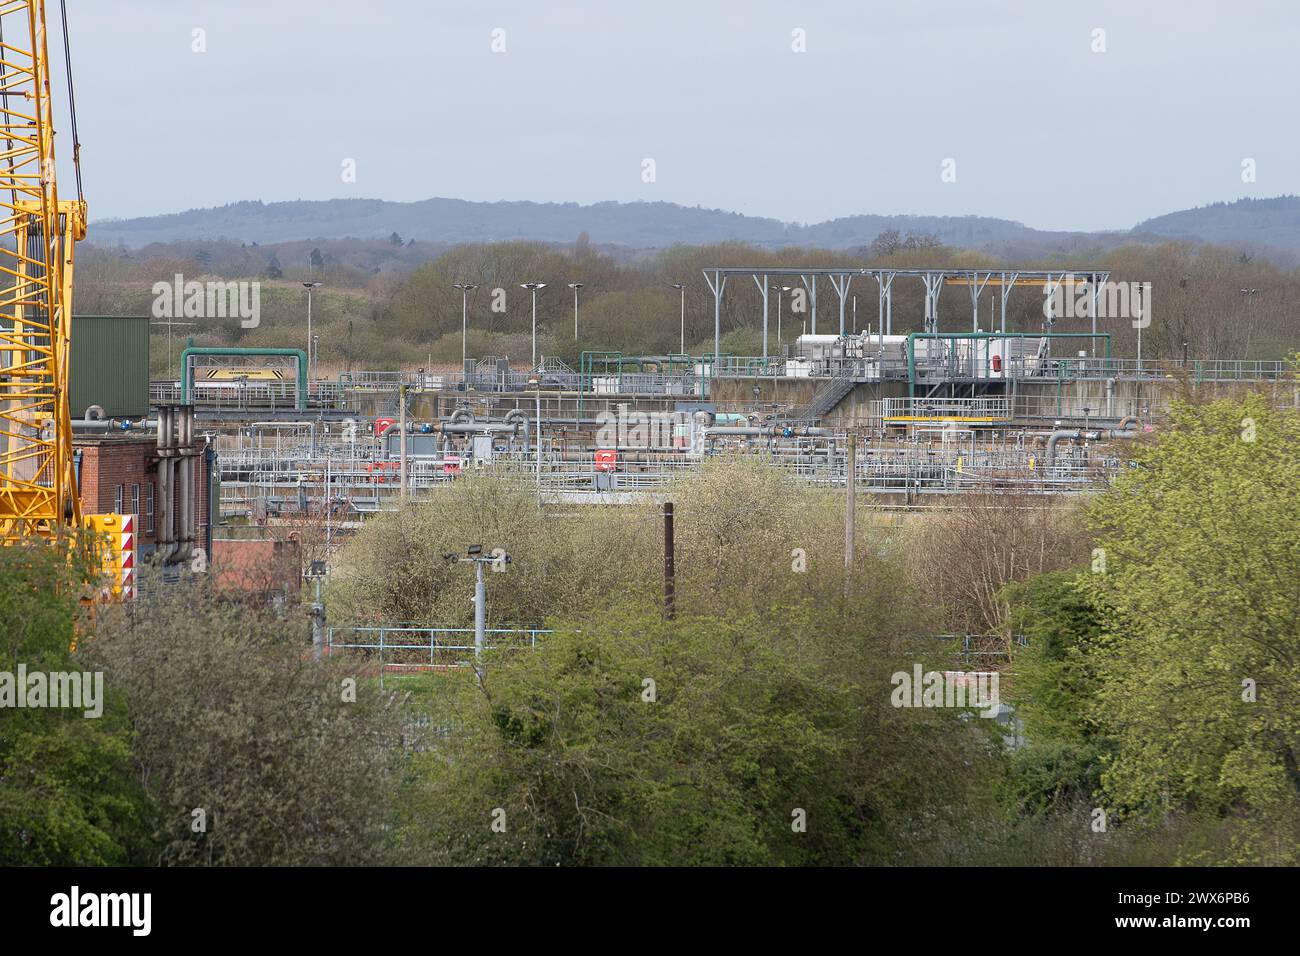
56, 0, 1300, 231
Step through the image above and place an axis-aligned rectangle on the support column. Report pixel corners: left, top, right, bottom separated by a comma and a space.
827, 273, 854, 337
1000, 271, 1019, 333
967, 272, 992, 332
703, 269, 727, 362
876, 271, 896, 337
922, 272, 945, 334
753, 274, 771, 361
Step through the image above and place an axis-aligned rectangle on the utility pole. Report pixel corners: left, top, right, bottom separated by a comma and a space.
454, 282, 478, 373
307, 560, 327, 661
568, 282, 583, 339
670, 283, 685, 354
844, 433, 856, 578
398, 383, 408, 502
663, 501, 675, 618
311, 576, 325, 660
520, 282, 546, 367
529, 373, 543, 504
474, 558, 486, 664
303, 282, 322, 378
151, 318, 196, 381
325, 453, 332, 555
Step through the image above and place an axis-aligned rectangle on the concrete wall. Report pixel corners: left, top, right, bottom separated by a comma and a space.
1015, 377, 1299, 422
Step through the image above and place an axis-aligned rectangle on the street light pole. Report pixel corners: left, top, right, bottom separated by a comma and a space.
453, 283, 478, 373
670, 283, 685, 354
568, 282, 583, 339
302, 282, 322, 378
520, 282, 546, 367
774, 286, 791, 350
529, 373, 542, 504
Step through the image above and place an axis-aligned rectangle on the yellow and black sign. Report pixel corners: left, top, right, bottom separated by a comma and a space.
199, 368, 287, 382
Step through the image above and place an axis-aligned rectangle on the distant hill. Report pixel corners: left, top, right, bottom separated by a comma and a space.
88, 198, 1087, 251
89, 195, 1300, 259
1132, 195, 1300, 249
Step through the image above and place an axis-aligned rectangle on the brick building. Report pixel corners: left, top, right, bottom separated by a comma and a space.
75, 434, 213, 558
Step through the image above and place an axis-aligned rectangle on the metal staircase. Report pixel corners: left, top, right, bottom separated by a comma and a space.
793, 373, 856, 421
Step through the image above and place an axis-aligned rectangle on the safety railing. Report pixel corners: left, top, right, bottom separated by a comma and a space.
935, 633, 1029, 663
880, 396, 1014, 422
324, 625, 551, 686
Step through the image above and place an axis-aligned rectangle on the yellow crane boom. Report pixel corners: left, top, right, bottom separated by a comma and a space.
0, 0, 86, 543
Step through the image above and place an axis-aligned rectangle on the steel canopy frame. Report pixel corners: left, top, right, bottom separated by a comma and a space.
701, 267, 1110, 362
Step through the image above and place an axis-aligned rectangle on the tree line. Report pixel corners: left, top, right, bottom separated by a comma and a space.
77, 235, 1300, 378
3, 388, 1297, 864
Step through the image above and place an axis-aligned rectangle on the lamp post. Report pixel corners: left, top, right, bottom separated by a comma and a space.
773, 285, 791, 350
453, 282, 478, 372
528, 373, 542, 505
520, 282, 546, 367
568, 282, 583, 339
302, 282, 321, 378
670, 283, 685, 354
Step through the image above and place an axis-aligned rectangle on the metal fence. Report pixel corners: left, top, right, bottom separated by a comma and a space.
325, 625, 551, 686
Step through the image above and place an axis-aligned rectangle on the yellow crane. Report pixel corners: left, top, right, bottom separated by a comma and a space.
0, 0, 87, 544
0, 1, 129, 604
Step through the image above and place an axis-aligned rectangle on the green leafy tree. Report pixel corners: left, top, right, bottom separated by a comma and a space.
1001, 570, 1109, 813
397, 604, 1004, 866
0, 544, 156, 865
1082, 395, 1300, 861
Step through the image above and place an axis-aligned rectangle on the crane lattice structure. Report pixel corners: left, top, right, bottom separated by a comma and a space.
0, 0, 85, 542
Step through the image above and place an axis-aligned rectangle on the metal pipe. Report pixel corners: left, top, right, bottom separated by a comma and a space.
436, 422, 521, 434
177, 406, 193, 564
1046, 424, 1139, 464
204, 442, 215, 559
398, 384, 407, 502
157, 406, 175, 563
702, 425, 828, 439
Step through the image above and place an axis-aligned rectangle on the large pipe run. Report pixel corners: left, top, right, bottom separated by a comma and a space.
156, 406, 175, 564
1046, 423, 1139, 464
702, 425, 829, 440
177, 407, 194, 565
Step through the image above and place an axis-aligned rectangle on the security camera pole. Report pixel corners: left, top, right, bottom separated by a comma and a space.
444, 545, 509, 681
307, 560, 328, 661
